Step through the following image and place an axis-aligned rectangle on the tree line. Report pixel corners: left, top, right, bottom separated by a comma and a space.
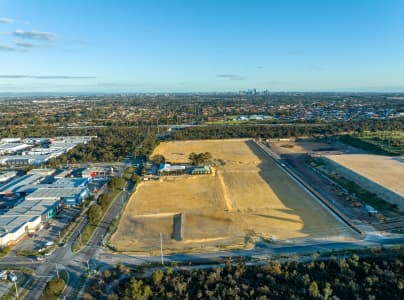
170, 119, 404, 141
83, 248, 404, 299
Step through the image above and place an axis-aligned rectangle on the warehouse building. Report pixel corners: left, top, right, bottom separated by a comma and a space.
190, 166, 211, 175
0, 155, 52, 166
0, 171, 17, 183
15, 177, 90, 194
6, 199, 62, 222
0, 142, 31, 155
158, 163, 186, 176
0, 174, 45, 195
82, 166, 113, 179
25, 187, 90, 206
0, 199, 61, 246
0, 215, 41, 246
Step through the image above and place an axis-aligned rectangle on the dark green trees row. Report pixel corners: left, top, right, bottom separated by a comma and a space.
86, 249, 404, 300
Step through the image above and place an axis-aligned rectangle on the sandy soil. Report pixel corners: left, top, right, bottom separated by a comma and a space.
111, 139, 351, 252
325, 154, 404, 197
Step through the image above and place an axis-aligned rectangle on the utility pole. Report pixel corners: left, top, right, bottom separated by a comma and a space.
160, 232, 164, 265
86, 260, 90, 271
55, 263, 60, 280
14, 282, 19, 298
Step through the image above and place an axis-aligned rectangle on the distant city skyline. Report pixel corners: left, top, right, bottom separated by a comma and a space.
0, 0, 403, 93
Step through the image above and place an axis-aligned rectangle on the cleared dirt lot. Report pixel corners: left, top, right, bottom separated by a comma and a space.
269, 140, 341, 155
325, 154, 404, 206
111, 139, 351, 252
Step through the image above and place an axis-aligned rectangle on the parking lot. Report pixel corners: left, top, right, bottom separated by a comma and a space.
12, 207, 81, 254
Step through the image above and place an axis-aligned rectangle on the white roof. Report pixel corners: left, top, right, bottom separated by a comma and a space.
159, 163, 186, 172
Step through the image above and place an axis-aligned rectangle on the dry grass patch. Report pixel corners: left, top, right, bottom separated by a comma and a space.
111, 139, 352, 253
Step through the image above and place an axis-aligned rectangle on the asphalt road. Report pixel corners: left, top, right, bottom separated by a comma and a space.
95, 236, 404, 268
60, 182, 131, 298
22, 164, 131, 299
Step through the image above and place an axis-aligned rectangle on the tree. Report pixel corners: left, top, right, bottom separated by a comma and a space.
45, 277, 66, 296
129, 279, 152, 300
88, 204, 102, 225
188, 152, 212, 165
152, 270, 164, 286
309, 281, 320, 298
151, 154, 166, 165
323, 282, 333, 300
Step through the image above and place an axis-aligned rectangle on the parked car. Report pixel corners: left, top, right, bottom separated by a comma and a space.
8, 272, 17, 282
0, 270, 8, 280
45, 241, 54, 247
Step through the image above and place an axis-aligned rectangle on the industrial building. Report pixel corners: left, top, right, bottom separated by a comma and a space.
82, 166, 113, 178
0, 136, 95, 166
27, 168, 56, 176
190, 166, 211, 175
158, 163, 186, 176
0, 142, 31, 155
0, 171, 17, 183
25, 187, 90, 206
0, 155, 54, 166
0, 215, 41, 246
0, 199, 62, 246
54, 169, 73, 179
0, 163, 95, 247
0, 174, 45, 195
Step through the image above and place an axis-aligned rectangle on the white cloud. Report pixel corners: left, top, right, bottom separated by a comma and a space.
13, 30, 56, 41
0, 18, 15, 24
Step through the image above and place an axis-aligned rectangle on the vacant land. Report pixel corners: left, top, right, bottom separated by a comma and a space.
269, 140, 341, 155
111, 139, 351, 252
325, 154, 404, 209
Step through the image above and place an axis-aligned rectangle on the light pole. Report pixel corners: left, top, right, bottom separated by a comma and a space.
160, 232, 164, 265
14, 282, 18, 298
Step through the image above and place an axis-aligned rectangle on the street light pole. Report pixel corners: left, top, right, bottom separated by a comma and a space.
14, 282, 18, 298
160, 232, 164, 265
55, 263, 60, 280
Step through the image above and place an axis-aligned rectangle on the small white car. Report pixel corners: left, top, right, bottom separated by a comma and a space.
0, 270, 8, 280
8, 272, 17, 282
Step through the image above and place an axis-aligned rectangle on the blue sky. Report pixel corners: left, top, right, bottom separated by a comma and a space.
0, 0, 403, 93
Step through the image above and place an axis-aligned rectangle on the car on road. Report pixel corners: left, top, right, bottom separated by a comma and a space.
36, 256, 44, 261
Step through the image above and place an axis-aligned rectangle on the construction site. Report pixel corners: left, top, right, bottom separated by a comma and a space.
110, 139, 353, 253
268, 138, 404, 234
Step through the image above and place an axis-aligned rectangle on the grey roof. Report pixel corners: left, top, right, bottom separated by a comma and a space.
25, 187, 88, 200
0, 174, 44, 194
0, 215, 40, 235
